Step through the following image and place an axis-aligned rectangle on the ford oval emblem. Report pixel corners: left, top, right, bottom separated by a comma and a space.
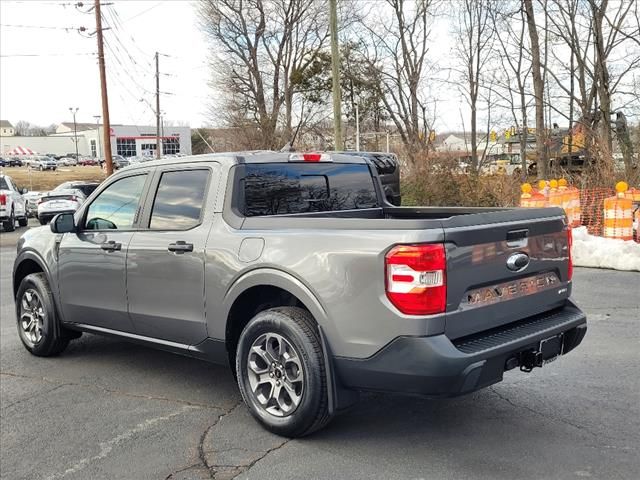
506, 252, 530, 272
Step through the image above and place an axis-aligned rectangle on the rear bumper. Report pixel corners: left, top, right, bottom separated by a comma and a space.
38, 210, 75, 221
333, 301, 587, 397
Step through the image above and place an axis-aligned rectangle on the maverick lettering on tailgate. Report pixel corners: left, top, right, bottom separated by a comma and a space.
463, 273, 560, 309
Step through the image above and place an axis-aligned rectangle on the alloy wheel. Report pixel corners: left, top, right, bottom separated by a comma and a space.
247, 332, 304, 417
19, 289, 45, 345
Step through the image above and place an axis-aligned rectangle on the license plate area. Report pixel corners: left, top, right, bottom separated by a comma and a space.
539, 334, 564, 364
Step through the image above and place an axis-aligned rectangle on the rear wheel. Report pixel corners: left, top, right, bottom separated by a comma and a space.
18, 216, 28, 227
236, 307, 331, 437
3, 209, 15, 232
16, 273, 74, 356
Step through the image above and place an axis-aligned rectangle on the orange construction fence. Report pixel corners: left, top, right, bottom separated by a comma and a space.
520, 181, 640, 242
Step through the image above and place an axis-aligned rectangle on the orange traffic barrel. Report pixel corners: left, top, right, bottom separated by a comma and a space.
603, 182, 633, 240
520, 183, 533, 207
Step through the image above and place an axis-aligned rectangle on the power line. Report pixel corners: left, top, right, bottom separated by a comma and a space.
0, 23, 78, 30
122, 2, 163, 23
1, 52, 96, 57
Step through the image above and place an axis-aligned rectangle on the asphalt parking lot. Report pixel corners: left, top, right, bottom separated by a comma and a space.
1, 222, 639, 480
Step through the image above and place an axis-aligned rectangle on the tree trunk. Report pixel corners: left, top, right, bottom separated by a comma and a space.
520, 90, 528, 179
523, 0, 548, 179
471, 102, 478, 172
592, 0, 614, 175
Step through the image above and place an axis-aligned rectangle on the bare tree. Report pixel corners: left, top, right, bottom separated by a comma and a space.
454, 0, 496, 172
199, 0, 329, 149
491, 2, 533, 179
545, 0, 640, 176
523, 0, 548, 179
363, 0, 438, 164
12, 120, 54, 137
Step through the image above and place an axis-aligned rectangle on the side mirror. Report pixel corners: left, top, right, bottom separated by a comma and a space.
21, 187, 28, 194
50, 213, 76, 234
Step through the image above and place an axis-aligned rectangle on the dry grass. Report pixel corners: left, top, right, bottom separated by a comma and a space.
0, 166, 106, 191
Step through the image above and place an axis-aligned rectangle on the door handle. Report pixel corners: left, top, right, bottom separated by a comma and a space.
168, 241, 193, 254
100, 240, 122, 252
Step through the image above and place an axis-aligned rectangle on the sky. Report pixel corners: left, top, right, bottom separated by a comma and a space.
0, 0, 467, 132
1, 0, 210, 128
2, 1, 634, 135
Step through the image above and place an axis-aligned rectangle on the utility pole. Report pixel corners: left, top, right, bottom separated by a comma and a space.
95, 0, 113, 175
93, 115, 101, 158
329, 0, 343, 150
355, 103, 360, 151
155, 51, 161, 159
69, 107, 79, 160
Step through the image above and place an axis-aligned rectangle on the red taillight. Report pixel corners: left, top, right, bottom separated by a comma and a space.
0, 193, 6, 206
385, 243, 447, 315
288, 152, 331, 162
303, 153, 321, 162
567, 227, 573, 281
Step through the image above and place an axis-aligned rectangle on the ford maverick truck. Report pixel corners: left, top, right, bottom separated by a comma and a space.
13, 151, 587, 436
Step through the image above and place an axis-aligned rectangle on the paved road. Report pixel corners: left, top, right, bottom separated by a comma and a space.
1, 224, 639, 480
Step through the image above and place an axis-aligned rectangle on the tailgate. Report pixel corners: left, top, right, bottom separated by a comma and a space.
442, 207, 571, 339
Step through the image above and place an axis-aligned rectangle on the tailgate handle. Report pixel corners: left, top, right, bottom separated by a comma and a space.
507, 229, 528, 247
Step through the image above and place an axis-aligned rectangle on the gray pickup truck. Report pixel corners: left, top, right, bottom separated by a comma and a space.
13, 151, 586, 437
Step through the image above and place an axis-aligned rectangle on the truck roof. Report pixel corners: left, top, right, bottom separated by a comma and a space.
123, 151, 370, 172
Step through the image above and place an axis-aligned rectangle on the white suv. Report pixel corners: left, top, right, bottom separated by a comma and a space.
0, 174, 28, 231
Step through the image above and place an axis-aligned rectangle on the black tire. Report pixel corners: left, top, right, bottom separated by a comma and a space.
38, 217, 48, 225
3, 209, 15, 232
15, 273, 72, 356
236, 307, 331, 437
18, 216, 28, 227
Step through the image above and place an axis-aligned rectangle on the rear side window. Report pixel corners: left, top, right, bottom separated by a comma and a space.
149, 169, 209, 230
243, 163, 379, 216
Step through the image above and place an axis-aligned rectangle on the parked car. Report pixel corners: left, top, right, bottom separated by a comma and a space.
53, 181, 100, 197
100, 155, 130, 170
36, 189, 85, 225
0, 174, 28, 231
8, 157, 23, 167
12, 152, 586, 437
78, 157, 99, 166
58, 157, 79, 167
30, 157, 57, 171
22, 190, 46, 218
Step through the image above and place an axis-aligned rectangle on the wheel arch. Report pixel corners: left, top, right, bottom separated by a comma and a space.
13, 251, 51, 298
222, 268, 329, 365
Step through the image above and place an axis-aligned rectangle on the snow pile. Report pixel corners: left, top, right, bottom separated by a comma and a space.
572, 226, 640, 271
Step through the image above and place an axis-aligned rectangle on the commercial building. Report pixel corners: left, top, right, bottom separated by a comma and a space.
0, 122, 192, 158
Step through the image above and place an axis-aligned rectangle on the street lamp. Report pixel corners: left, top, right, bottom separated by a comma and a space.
93, 115, 101, 159
69, 107, 79, 161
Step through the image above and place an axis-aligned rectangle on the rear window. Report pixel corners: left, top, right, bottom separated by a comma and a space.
243, 163, 379, 216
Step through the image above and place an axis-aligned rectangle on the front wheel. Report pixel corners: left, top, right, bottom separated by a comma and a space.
16, 273, 73, 356
18, 216, 28, 227
236, 307, 331, 437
